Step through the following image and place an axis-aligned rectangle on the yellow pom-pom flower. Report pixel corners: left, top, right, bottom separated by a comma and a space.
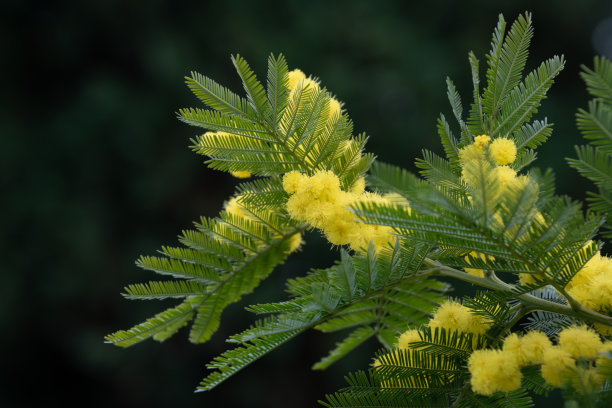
520, 331, 553, 364
493, 165, 517, 188
350, 177, 365, 194
287, 69, 306, 90
468, 349, 523, 395
488, 138, 517, 165
230, 170, 251, 179
397, 329, 421, 350
558, 326, 602, 359
329, 98, 342, 120
429, 300, 490, 335
224, 196, 249, 218
502, 331, 552, 366
589, 273, 612, 310
474, 134, 491, 149
282, 171, 306, 195
459, 143, 484, 164
541, 346, 575, 386
287, 232, 302, 253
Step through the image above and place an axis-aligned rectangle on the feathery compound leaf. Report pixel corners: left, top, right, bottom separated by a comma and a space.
122, 280, 208, 300
185, 71, 256, 120
312, 326, 376, 370
232, 54, 271, 122
467, 51, 485, 137
105, 301, 195, 347
576, 100, 612, 153
568, 145, 612, 190
266, 53, 289, 129
581, 56, 612, 102
446, 77, 464, 124
483, 13, 533, 122
437, 114, 461, 163
492, 55, 565, 138
513, 119, 553, 151
197, 329, 305, 392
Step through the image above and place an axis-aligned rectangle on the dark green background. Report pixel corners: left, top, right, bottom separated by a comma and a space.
3, 0, 611, 406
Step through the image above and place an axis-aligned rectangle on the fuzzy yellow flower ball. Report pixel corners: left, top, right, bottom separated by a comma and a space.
397, 329, 421, 350
224, 196, 249, 218
350, 177, 365, 194
287, 232, 302, 253
459, 143, 485, 164
329, 98, 342, 120
429, 300, 490, 335
558, 326, 602, 359
541, 346, 575, 386
474, 134, 491, 149
488, 138, 517, 165
230, 170, 251, 179
502, 331, 552, 366
493, 165, 517, 188
287, 69, 306, 90
468, 349, 522, 395
282, 171, 307, 195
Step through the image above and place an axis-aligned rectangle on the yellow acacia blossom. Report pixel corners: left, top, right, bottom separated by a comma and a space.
540, 346, 575, 386
224, 196, 250, 218
350, 177, 365, 194
489, 137, 517, 165
467, 325, 608, 395
397, 329, 421, 350
468, 349, 523, 395
287, 232, 303, 253
287, 69, 306, 90
474, 134, 491, 149
329, 98, 342, 119
428, 300, 490, 336
558, 325, 603, 359
458, 135, 518, 187
282, 170, 398, 252
230, 170, 251, 179
502, 331, 552, 366
290, 77, 320, 100
492, 165, 517, 188
565, 251, 612, 335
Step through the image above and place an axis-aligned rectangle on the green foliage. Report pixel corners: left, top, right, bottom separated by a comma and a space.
569, 56, 612, 237
109, 11, 612, 408
198, 243, 448, 391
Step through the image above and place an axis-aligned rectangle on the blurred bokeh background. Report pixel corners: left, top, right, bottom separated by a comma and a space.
3, 0, 612, 406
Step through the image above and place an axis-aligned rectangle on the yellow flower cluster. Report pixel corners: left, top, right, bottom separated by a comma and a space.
458, 136, 550, 285
283, 170, 403, 252
468, 325, 608, 395
565, 251, 612, 335
394, 301, 491, 351
458, 134, 520, 188
375, 301, 490, 389
468, 349, 523, 395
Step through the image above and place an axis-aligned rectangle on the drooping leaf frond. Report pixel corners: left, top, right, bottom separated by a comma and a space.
570, 56, 612, 238
197, 242, 448, 390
